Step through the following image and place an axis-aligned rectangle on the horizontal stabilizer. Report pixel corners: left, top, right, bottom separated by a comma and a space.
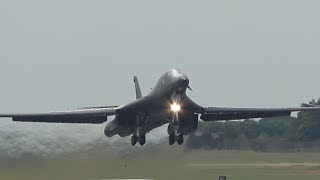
302, 103, 320, 107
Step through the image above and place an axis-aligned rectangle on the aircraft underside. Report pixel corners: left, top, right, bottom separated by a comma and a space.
104, 111, 199, 146
104, 89, 199, 146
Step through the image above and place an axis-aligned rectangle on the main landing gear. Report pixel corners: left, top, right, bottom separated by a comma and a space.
169, 133, 184, 145
131, 134, 146, 146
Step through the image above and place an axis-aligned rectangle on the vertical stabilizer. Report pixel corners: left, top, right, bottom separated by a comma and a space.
134, 76, 142, 99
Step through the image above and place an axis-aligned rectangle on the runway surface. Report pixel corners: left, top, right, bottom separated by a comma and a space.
186, 163, 320, 168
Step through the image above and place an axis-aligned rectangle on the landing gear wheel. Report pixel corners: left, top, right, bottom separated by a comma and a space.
177, 134, 184, 145
131, 134, 138, 146
139, 134, 146, 146
169, 133, 175, 145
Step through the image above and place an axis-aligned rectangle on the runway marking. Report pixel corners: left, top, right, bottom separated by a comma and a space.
186, 163, 320, 168
90, 179, 154, 180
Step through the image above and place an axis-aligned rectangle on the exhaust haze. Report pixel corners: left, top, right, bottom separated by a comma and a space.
0, 120, 167, 159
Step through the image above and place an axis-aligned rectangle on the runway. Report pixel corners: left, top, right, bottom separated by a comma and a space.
186, 163, 320, 168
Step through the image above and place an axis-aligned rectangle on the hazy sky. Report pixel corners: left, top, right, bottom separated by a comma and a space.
1, 0, 320, 112
1, 0, 320, 156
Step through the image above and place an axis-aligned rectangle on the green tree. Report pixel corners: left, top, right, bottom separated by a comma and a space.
297, 99, 320, 140
252, 132, 272, 151
222, 121, 241, 140
258, 117, 288, 138
185, 134, 204, 149
241, 119, 260, 139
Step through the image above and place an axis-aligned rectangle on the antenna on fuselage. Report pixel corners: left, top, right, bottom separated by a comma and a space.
134, 76, 142, 99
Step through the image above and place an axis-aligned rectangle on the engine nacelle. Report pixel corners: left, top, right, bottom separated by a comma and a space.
105, 112, 138, 138
104, 119, 119, 137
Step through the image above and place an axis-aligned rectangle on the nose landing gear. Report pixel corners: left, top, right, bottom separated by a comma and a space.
168, 133, 184, 145
138, 134, 146, 146
176, 134, 184, 145
169, 133, 175, 145
167, 124, 184, 145
131, 134, 138, 146
168, 92, 184, 145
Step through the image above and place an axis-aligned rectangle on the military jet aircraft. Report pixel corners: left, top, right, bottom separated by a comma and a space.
1, 69, 320, 146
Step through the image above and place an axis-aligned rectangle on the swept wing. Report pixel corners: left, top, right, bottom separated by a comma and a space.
0, 107, 118, 124
200, 106, 320, 121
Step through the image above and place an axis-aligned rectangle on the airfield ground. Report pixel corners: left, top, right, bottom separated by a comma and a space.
1, 149, 320, 180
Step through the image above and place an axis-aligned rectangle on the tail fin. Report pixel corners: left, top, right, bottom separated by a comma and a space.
134, 76, 142, 99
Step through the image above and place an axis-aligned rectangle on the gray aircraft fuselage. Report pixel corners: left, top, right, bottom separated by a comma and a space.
104, 69, 202, 139
122, 69, 202, 114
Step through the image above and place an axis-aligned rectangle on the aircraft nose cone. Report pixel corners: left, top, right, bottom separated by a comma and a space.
178, 76, 189, 86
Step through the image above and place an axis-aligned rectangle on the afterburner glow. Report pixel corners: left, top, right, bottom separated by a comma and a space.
171, 103, 181, 112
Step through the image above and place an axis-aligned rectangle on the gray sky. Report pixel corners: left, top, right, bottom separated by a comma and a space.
0, 0, 320, 156
1, 0, 320, 112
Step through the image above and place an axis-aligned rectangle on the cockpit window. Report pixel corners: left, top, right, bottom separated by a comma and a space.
169, 69, 180, 77
177, 68, 187, 76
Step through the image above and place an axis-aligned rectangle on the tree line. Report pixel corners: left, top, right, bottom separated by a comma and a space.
186, 99, 320, 151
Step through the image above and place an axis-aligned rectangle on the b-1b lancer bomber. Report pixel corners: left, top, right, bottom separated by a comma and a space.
1, 69, 320, 146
